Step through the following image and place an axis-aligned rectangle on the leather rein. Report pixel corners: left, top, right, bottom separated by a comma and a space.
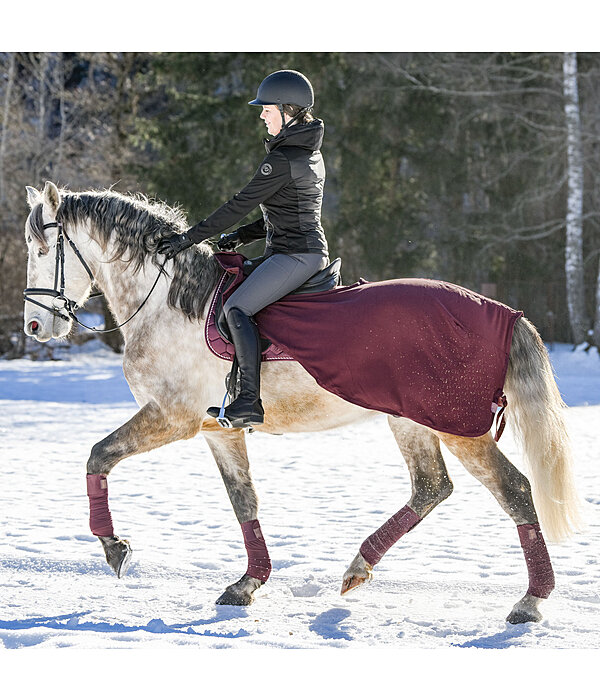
23, 220, 166, 334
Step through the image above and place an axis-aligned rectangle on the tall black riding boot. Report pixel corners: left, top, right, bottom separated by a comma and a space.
207, 307, 264, 428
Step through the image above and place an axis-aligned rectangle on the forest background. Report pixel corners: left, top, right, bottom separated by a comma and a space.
1, 51, 599, 355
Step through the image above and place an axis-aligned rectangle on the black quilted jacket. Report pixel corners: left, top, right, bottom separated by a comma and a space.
187, 120, 328, 256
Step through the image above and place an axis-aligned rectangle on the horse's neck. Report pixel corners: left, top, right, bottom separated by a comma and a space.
87, 233, 168, 331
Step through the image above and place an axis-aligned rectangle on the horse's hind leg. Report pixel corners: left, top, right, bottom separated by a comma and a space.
203, 429, 270, 606
87, 401, 199, 577
437, 431, 554, 624
342, 417, 453, 595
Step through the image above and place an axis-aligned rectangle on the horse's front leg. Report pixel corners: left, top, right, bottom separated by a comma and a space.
203, 428, 270, 606
87, 400, 198, 577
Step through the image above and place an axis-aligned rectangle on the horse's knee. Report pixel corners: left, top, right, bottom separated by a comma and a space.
409, 468, 453, 517
388, 418, 452, 516
409, 441, 453, 514
428, 470, 454, 508
86, 437, 117, 474
437, 474, 454, 504
502, 469, 537, 523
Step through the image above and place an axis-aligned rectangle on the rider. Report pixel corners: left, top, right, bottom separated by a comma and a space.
157, 69, 330, 428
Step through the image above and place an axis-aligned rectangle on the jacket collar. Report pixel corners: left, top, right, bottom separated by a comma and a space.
264, 119, 324, 154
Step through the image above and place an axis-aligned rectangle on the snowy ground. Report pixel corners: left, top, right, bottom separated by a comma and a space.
0, 341, 598, 660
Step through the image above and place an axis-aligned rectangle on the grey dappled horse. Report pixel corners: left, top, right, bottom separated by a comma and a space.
23, 182, 582, 624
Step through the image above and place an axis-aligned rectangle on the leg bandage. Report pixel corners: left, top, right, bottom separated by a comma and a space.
241, 519, 271, 582
87, 474, 114, 537
517, 522, 555, 598
360, 505, 421, 566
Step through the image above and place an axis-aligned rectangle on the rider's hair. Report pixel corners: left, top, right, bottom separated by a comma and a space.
283, 104, 314, 123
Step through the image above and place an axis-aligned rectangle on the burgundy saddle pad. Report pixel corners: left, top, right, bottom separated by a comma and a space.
204, 266, 295, 362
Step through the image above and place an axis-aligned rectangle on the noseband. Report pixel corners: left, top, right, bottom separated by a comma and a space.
23, 219, 166, 333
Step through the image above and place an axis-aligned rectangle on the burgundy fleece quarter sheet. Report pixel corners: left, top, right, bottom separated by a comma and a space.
214, 253, 522, 438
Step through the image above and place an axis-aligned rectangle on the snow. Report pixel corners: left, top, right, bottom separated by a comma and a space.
0, 340, 598, 684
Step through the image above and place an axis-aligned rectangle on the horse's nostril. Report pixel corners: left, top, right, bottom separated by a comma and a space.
28, 320, 39, 334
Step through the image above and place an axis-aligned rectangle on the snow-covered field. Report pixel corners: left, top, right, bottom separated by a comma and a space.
0, 341, 598, 666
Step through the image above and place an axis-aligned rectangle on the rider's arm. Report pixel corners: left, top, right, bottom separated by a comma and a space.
186, 151, 290, 243
237, 218, 266, 244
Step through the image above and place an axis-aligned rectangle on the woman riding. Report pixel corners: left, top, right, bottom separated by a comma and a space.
157, 69, 330, 429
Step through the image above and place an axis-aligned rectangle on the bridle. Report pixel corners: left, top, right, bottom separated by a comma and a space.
24, 221, 100, 323
23, 219, 166, 333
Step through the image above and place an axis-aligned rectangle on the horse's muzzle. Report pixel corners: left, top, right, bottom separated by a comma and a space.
24, 315, 53, 341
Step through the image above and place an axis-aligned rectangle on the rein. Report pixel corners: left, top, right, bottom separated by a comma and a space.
23, 220, 167, 334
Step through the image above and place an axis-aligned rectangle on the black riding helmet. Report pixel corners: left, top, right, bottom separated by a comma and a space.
249, 70, 314, 131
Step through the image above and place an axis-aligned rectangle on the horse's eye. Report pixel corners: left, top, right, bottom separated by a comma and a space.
37, 248, 49, 258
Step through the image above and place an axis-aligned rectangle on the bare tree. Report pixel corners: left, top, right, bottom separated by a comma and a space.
563, 52, 589, 345
0, 52, 16, 204
594, 263, 600, 348
0, 52, 149, 355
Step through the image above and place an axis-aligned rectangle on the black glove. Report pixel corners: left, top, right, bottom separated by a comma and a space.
157, 232, 193, 259
217, 231, 242, 251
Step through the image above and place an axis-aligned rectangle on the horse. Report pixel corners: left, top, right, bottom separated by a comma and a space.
22, 181, 582, 625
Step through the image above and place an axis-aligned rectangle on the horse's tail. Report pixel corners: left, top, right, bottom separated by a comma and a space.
504, 316, 583, 542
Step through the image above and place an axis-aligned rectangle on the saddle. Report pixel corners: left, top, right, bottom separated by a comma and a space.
205, 256, 342, 362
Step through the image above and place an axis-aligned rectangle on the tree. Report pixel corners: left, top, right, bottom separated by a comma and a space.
371, 52, 600, 343
3, 52, 600, 355
0, 52, 152, 355
562, 52, 589, 345
0, 52, 15, 205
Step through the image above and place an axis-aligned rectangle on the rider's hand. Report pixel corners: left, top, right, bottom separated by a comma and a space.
157, 232, 193, 259
217, 231, 242, 251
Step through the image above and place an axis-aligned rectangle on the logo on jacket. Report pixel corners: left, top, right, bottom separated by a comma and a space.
260, 163, 273, 176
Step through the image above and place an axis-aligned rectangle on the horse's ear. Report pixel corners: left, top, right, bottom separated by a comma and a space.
42, 181, 61, 216
26, 186, 41, 209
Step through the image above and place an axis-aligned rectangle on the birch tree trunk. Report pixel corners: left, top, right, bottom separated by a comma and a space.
37, 53, 48, 176
562, 51, 589, 345
594, 260, 600, 348
54, 53, 66, 178
0, 53, 16, 204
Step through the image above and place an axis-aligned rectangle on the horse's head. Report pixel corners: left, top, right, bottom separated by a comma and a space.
23, 181, 94, 341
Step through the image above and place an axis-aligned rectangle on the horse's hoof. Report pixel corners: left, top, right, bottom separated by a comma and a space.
341, 552, 373, 595
216, 574, 262, 606
99, 536, 132, 578
506, 593, 544, 624
341, 575, 368, 595
506, 609, 542, 624
216, 589, 253, 606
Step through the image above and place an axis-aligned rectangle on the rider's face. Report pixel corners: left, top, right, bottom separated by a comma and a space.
260, 105, 284, 136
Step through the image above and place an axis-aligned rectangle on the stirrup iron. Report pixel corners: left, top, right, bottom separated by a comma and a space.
216, 392, 233, 429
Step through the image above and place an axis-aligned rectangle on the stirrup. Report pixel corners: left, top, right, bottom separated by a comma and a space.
212, 394, 260, 429
216, 393, 233, 429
